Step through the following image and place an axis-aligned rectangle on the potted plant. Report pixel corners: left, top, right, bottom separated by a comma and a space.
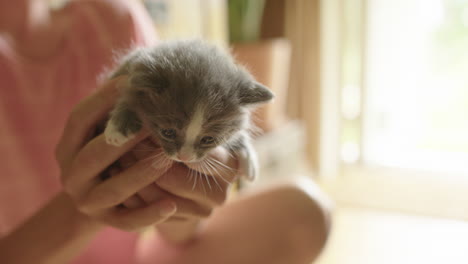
228, 0, 290, 133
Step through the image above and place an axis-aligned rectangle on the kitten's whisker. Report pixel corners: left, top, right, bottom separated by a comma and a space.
200, 162, 212, 191
189, 166, 198, 183
141, 153, 164, 165
196, 169, 206, 195
209, 157, 236, 172
206, 158, 231, 185
213, 142, 236, 160
192, 169, 198, 191
226, 151, 235, 159
186, 167, 192, 183
189, 167, 195, 182
150, 153, 173, 176
162, 157, 173, 174
216, 145, 235, 159
141, 150, 164, 160
153, 151, 166, 157
150, 157, 165, 166
204, 159, 219, 177
204, 160, 223, 191
150, 155, 166, 168
206, 158, 229, 174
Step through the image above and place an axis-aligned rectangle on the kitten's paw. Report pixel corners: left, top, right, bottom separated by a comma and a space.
238, 150, 258, 181
241, 161, 258, 181
104, 121, 135, 146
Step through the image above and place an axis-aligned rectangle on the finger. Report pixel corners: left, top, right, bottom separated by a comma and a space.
137, 182, 167, 204
122, 195, 145, 209
103, 199, 177, 232
66, 132, 148, 189
156, 163, 230, 207
133, 182, 213, 219
135, 191, 213, 220
119, 151, 137, 169
81, 157, 170, 212
168, 195, 213, 219
56, 77, 126, 168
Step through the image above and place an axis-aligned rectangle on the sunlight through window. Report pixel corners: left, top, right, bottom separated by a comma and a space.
342, 0, 468, 173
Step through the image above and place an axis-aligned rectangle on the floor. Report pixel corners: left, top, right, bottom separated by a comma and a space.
315, 207, 468, 264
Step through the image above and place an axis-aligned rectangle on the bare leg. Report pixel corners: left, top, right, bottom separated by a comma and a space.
136, 177, 333, 264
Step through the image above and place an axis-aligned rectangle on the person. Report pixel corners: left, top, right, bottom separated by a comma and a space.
0, 0, 332, 263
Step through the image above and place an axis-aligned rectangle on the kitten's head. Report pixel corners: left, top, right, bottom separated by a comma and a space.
126, 40, 274, 162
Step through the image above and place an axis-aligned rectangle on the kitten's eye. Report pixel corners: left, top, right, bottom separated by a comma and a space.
200, 136, 215, 145
161, 129, 177, 139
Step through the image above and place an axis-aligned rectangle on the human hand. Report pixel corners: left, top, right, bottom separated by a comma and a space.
118, 140, 239, 221
56, 77, 178, 231
116, 140, 239, 242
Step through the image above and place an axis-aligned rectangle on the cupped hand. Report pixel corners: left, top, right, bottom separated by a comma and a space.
117, 140, 239, 242
56, 77, 177, 231
119, 140, 239, 221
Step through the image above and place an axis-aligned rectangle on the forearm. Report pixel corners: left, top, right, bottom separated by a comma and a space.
0, 192, 103, 264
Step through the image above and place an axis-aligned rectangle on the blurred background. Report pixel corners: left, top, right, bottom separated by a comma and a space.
53, 0, 468, 263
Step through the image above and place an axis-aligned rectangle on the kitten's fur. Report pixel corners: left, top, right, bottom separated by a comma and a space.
104, 40, 273, 180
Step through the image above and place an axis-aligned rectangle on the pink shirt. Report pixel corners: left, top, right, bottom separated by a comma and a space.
0, 0, 156, 263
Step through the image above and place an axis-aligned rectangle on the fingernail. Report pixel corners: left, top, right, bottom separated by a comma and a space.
159, 201, 176, 216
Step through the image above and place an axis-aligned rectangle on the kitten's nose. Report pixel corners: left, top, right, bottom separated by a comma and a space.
177, 153, 192, 162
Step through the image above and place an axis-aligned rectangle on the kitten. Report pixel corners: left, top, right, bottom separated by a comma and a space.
104, 40, 274, 181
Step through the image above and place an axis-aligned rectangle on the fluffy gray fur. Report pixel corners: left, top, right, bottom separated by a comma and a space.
104, 40, 274, 180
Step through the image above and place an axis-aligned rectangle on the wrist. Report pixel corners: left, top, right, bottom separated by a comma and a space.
0, 192, 105, 264
60, 192, 103, 236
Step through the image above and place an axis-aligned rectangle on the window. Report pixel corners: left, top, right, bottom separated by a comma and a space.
341, 0, 468, 174
321, 0, 468, 219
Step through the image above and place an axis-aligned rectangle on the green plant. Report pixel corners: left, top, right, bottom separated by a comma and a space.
228, 0, 266, 43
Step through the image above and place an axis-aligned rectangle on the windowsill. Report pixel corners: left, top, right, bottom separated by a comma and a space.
316, 206, 468, 264
319, 165, 468, 221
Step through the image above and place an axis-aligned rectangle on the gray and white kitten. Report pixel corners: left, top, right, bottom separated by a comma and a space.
104, 40, 273, 181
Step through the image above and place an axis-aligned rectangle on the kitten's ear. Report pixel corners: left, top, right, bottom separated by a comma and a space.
238, 81, 274, 105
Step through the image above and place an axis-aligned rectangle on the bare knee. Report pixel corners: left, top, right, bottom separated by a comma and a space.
266, 181, 333, 263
